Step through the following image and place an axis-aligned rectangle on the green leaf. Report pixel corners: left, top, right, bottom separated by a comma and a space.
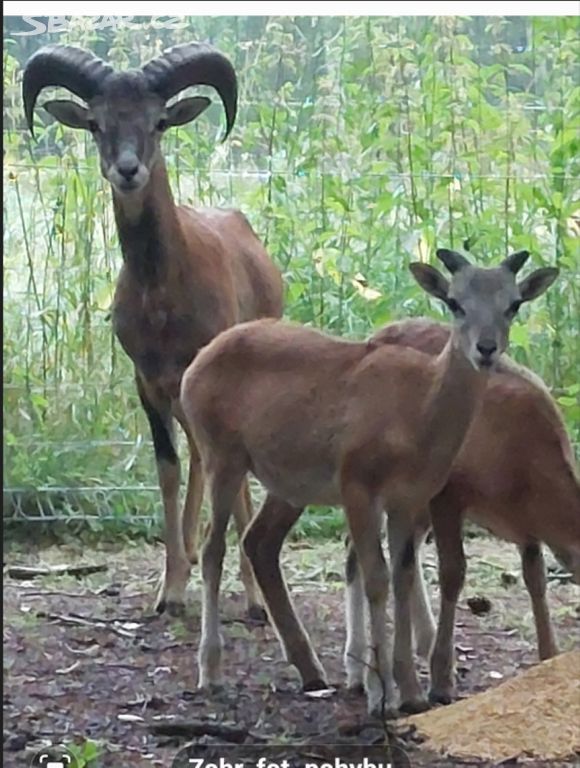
509, 324, 531, 354
557, 396, 578, 408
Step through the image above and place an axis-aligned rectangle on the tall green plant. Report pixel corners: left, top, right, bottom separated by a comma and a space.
3, 15, 579, 534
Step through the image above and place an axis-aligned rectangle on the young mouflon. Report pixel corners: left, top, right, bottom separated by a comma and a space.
180, 248, 558, 716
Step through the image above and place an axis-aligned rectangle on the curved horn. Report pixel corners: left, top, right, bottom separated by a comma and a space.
23, 44, 113, 136
142, 42, 238, 139
436, 248, 471, 274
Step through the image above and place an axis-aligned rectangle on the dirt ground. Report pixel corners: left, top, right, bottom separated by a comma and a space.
3, 535, 580, 768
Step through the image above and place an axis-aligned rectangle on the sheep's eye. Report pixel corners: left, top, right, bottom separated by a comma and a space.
156, 118, 168, 132
505, 300, 521, 318
447, 298, 465, 317
87, 119, 99, 134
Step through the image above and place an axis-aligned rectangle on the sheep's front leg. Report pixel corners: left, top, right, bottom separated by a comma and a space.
343, 482, 396, 718
345, 520, 435, 695
429, 492, 466, 704
137, 376, 190, 616
388, 511, 429, 713
343, 539, 367, 691
410, 514, 436, 660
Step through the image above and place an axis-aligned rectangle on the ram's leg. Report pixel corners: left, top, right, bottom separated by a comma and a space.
137, 376, 190, 616
181, 433, 205, 566
243, 494, 327, 688
198, 459, 246, 688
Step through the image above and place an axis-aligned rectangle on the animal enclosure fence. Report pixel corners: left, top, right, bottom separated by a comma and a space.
3, 15, 579, 532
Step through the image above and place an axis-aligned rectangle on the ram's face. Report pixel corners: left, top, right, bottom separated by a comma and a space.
87, 76, 165, 194
42, 73, 213, 197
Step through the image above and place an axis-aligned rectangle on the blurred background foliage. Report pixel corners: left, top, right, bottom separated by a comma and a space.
3, 15, 579, 538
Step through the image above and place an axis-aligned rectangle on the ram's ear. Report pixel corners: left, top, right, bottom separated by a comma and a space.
166, 96, 211, 128
43, 99, 91, 129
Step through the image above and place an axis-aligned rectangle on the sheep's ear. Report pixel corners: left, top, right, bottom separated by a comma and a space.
502, 250, 530, 274
518, 268, 559, 303
436, 248, 470, 274
43, 100, 91, 130
410, 263, 450, 302
166, 97, 211, 128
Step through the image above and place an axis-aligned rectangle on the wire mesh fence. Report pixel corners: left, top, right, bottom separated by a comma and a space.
3, 15, 579, 530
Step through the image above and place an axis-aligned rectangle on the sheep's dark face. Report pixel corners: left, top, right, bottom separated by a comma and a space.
410, 250, 558, 372
24, 44, 237, 198
86, 75, 164, 193
43, 72, 210, 196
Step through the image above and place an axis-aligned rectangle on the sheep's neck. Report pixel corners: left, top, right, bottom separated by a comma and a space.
420, 335, 488, 485
113, 160, 184, 285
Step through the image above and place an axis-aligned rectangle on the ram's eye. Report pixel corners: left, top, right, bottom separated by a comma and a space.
447, 298, 465, 317
87, 119, 99, 133
156, 118, 168, 132
505, 300, 521, 318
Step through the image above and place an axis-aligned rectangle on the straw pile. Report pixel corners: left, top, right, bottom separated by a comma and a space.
406, 651, 580, 762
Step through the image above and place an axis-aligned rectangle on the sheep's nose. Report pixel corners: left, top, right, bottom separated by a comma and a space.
116, 156, 139, 181
476, 340, 497, 359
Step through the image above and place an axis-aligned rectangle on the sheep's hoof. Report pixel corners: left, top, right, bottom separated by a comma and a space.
198, 681, 225, 694
156, 598, 185, 618
368, 704, 399, 720
303, 679, 329, 692
247, 604, 268, 623
399, 697, 431, 715
428, 689, 454, 706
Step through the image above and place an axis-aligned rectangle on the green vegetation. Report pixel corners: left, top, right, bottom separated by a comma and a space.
3, 16, 579, 538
